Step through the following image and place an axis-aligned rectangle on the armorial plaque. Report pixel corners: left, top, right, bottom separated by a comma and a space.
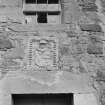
24, 36, 59, 70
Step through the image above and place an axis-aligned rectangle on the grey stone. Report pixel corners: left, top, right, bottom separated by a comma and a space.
0, 38, 14, 51
60, 46, 70, 56
87, 35, 103, 54
96, 71, 105, 81
87, 44, 103, 54
77, 0, 98, 11
0, 0, 105, 105
82, 4, 98, 12
80, 24, 102, 32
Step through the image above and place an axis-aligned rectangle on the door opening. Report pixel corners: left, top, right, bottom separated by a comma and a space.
12, 93, 74, 105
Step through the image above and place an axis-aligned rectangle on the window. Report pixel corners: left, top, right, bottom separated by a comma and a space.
25, 0, 60, 4
23, 0, 61, 24
24, 12, 60, 24
37, 12, 47, 23
48, 0, 59, 4
23, 11, 37, 24
23, 11, 36, 15
25, 0, 36, 4
47, 12, 60, 24
37, 0, 47, 4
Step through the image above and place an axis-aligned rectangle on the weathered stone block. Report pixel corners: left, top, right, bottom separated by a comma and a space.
87, 35, 103, 54
101, 0, 105, 8
101, 96, 105, 105
74, 93, 98, 105
63, 0, 82, 23
78, 15, 94, 25
0, 0, 22, 7
87, 44, 103, 54
82, 5, 98, 12
96, 70, 105, 81
71, 37, 87, 55
79, 1, 98, 12
60, 45, 70, 56
0, 36, 14, 51
80, 24, 102, 32
77, 1, 98, 13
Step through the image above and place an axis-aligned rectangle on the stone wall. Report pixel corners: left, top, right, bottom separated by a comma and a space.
76, 0, 105, 105
0, 0, 105, 105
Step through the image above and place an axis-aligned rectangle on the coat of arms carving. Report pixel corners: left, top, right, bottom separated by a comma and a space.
24, 36, 58, 70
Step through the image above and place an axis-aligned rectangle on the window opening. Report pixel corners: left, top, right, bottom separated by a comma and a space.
48, 0, 59, 4
24, 11, 61, 24
23, 12, 37, 24
23, 11, 36, 15
48, 12, 60, 15
25, 0, 36, 4
25, 0, 60, 4
47, 12, 61, 24
37, 12, 47, 23
37, 0, 47, 4
23, 0, 61, 24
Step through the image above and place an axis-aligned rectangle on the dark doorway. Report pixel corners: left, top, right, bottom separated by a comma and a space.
12, 93, 74, 105
37, 12, 47, 23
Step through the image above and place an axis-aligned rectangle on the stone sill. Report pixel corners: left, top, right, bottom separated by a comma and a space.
8, 24, 71, 32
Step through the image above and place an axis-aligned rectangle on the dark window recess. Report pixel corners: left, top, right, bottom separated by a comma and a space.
25, 0, 36, 3
37, 0, 47, 4
23, 11, 36, 15
37, 12, 47, 23
48, 0, 59, 4
48, 12, 60, 15
12, 93, 74, 105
